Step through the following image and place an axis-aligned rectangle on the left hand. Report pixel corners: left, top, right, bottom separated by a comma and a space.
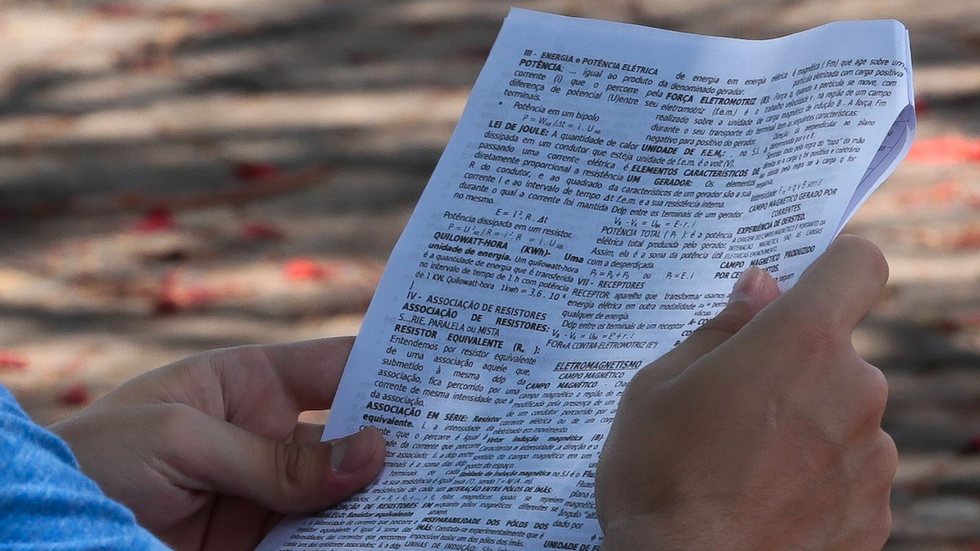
50, 337, 386, 550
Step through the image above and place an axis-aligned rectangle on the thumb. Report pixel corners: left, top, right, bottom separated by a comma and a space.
169, 409, 386, 513
646, 266, 780, 382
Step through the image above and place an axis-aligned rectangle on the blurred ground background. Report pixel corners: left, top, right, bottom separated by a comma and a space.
0, 0, 977, 548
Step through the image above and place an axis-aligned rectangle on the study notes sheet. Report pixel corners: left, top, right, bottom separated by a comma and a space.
260, 9, 914, 550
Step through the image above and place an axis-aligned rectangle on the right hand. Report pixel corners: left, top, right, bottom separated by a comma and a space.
596, 235, 897, 550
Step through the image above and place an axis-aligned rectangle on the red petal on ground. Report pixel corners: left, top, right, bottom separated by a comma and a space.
92, 3, 141, 18
182, 286, 224, 307
133, 206, 175, 233
242, 222, 285, 241
928, 181, 965, 203
907, 136, 980, 164
896, 180, 966, 207
198, 11, 229, 32
934, 311, 980, 334
58, 383, 92, 406
951, 227, 980, 250
153, 296, 180, 315
0, 350, 29, 370
152, 271, 181, 315
935, 318, 959, 335
233, 161, 281, 182
960, 435, 980, 455
151, 271, 241, 313
914, 97, 929, 115
284, 258, 335, 281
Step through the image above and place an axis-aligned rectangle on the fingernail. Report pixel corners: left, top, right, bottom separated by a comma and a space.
331, 428, 379, 474
729, 266, 764, 305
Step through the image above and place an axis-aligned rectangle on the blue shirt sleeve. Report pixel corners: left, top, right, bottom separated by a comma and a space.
0, 386, 169, 550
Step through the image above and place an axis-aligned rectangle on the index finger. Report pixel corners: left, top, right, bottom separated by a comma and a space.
259, 336, 356, 411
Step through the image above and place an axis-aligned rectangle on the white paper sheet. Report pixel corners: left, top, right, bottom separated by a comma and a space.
260, 9, 914, 550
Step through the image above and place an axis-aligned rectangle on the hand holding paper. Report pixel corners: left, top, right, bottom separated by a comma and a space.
51, 338, 385, 551
597, 236, 895, 551
259, 9, 913, 549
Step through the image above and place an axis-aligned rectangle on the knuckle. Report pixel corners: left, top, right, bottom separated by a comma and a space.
621, 360, 666, 396
875, 431, 899, 482
617, 373, 652, 410
859, 430, 898, 495
861, 238, 890, 286
874, 507, 893, 547
855, 364, 890, 418
273, 441, 307, 496
836, 234, 889, 287
695, 300, 754, 338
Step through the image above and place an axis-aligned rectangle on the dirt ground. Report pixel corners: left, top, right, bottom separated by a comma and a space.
0, 1, 978, 548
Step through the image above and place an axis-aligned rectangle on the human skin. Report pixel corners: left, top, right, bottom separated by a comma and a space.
596, 235, 897, 550
50, 337, 387, 550
50, 235, 894, 550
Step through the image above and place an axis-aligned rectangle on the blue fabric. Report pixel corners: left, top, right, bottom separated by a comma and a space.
0, 386, 168, 550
